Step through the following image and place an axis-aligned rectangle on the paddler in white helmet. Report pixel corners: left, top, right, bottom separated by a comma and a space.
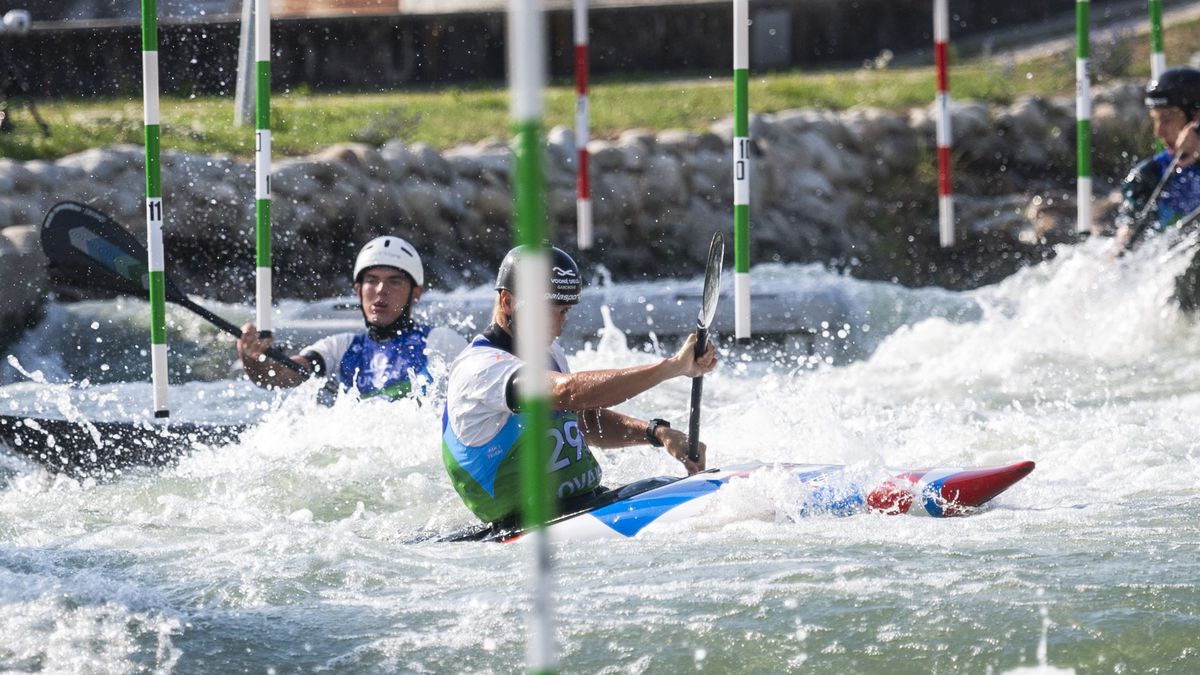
237, 235, 466, 399
441, 245, 717, 528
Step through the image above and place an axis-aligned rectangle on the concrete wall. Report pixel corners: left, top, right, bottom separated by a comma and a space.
10, 0, 1130, 98
0, 226, 46, 352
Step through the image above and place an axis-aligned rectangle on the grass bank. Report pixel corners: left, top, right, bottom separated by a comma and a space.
0, 65, 1028, 162
0, 15, 1191, 162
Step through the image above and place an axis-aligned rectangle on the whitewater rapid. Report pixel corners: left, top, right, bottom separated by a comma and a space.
0, 236, 1197, 673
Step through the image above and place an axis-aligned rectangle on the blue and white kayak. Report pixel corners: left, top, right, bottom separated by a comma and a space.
444, 460, 1035, 542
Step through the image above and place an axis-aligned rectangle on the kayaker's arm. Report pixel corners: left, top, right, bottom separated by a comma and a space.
544, 333, 717, 411
1112, 157, 1168, 256
580, 408, 706, 475
237, 323, 314, 389
1173, 122, 1200, 167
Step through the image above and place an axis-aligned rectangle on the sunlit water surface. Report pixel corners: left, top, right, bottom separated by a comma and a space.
1, 238, 1197, 673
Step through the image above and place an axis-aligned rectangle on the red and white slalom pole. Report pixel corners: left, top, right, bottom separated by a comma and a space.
573, 0, 592, 250
934, 0, 954, 248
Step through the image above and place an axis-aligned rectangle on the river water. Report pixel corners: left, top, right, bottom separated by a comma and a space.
0, 237, 1197, 673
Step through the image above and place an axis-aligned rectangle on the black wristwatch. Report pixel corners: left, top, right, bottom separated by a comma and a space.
646, 418, 671, 447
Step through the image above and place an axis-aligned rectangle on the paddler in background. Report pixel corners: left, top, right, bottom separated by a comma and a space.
440, 245, 717, 529
237, 235, 466, 399
1113, 67, 1200, 251
1115, 67, 1200, 309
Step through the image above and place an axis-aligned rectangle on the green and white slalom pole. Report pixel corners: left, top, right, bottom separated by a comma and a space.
509, 0, 556, 672
732, 0, 751, 340
254, 0, 273, 337
1077, 0, 1093, 235
1149, 0, 1166, 154
141, 0, 169, 419
1149, 0, 1166, 80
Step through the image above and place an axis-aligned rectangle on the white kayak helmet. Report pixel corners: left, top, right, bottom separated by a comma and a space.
353, 235, 424, 287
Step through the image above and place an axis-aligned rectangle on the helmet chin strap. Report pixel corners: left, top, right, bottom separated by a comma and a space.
362, 287, 416, 341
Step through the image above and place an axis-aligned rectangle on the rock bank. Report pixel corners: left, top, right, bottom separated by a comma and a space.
0, 81, 1152, 302
0, 226, 46, 351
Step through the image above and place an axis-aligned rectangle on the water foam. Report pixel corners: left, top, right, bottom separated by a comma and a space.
1, 242, 1198, 671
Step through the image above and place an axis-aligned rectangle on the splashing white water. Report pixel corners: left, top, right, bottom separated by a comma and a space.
0, 243, 1198, 672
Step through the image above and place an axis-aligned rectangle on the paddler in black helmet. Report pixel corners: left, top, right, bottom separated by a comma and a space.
236, 235, 465, 399
441, 245, 717, 527
1115, 67, 1200, 250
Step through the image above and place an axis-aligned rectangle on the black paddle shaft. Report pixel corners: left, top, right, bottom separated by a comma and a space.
176, 296, 304, 374
686, 324, 708, 463
40, 201, 305, 375
685, 232, 724, 464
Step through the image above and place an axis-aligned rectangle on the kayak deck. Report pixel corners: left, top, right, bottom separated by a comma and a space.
441, 461, 1036, 542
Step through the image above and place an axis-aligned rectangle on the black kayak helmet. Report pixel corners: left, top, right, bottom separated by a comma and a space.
495, 245, 582, 305
1145, 67, 1200, 118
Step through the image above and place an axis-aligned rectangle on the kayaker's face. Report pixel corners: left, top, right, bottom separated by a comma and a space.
526, 303, 572, 348
500, 291, 573, 347
549, 303, 571, 341
356, 266, 422, 327
1151, 106, 1189, 153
